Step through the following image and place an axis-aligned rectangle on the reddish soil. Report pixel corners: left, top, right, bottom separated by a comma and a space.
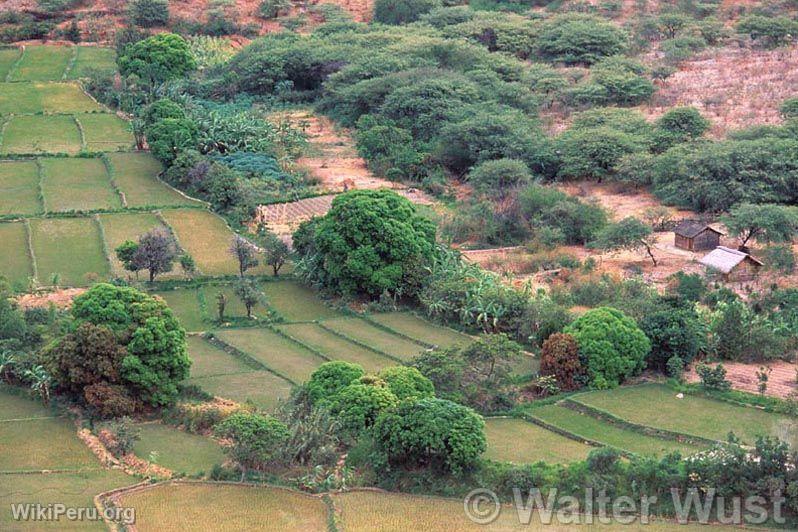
16, 288, 86, 309
685, 361, 798, 400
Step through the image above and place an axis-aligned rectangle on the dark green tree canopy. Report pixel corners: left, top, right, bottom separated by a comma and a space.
119, 33, 196, 85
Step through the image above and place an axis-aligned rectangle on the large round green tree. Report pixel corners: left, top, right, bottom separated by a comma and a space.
119, 33, 196, 85
294, 189, 436, 297
564, 307, 649, 389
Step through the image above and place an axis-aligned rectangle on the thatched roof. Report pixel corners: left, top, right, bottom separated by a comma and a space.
674, 221, 723, 238
699, 246, 763, 274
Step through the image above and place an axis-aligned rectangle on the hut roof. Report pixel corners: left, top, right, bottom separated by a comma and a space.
699, 246, 763, 274
674, 221, 723, 238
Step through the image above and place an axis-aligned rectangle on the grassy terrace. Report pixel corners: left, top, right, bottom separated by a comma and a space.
484, 417, 593, 464
368, 311, 473, 348
570, 383, 795, 444
132, 423, 225, 475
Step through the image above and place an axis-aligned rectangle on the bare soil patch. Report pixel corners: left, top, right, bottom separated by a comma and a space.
685, 361, 798, 400
16, 287, 85, 309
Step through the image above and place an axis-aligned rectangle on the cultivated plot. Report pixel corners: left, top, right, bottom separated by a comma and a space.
132, 424, 225, 475
278, 323, 395, 373
0, 160, 41, 215
368, 311, 472, 349
531, 405, 706, 458
0, 222, 34, 287
160, 209, 243, 276
9, 44, 72, 81
322, 317, 424, 361
76, 113, 134, 152
0, 82, 101, 115
1, 114, 82, 154
120, 483, 329, 531
67, 46, 116, 79
40, 157, 120, 212
29, 217, 110, 286
152, 289, 205, 332
107, 152, 201, 208
260, 280, 341, 322
571, 384, 796, 445
188, 370, 292, 411
484, 418, 593, 464
187, 335, 253, 378
199, 284, 269, 319
99, 212, 169, 273
214, 328, 326, 383
0, 47, 21, 80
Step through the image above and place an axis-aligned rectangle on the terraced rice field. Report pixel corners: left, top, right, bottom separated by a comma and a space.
530, 405, 706, 457
40, 157, 120, 212
0, 160, 41, 215
187, 335, 253, 378
571, 384, 796, 445
152, 289, 205, 332
199, 284, 268, 319
0, 222, 33, 286
99, 212, 171, 276
187, 370, 292, 411
0, 47, 21, 79
214, 328, 326, 383
120, 483, 329, 531
9, 44, 72, 81
278, 323, 395, 373
260, 280, 341, 321
0, 82, 101, 115
322, 317, 425, 361
132, 424, 225, 475
484, 418, 593, 464
67, 46, 116, 79
76, 113, 134, 151
29, 217, 109, 286
107, 152, 201, 208
160, 209, 243, 276
1, 114, 82, 154
368, 311, 472, 348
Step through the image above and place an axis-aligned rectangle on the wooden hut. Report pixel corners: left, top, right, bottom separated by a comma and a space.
699, 246, 763, 282
673, 221, 723, 251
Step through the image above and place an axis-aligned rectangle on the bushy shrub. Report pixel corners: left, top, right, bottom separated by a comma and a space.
378, 366, 434, 400
119, 33, 196, 85
373, 0, 442, 25
737, 15, 798, 48
539, 333, 584, 391
696, 363, 730, 391
536, 14, 627, 65
214, 412, 290, 471
780, 98, 798, 120
128, 0, 169, 28
329, 383, 398, 436
517, 184, 608, 245
467, 158, 532, 197
640, 306, 705, 371
146, 117, 199, 164
305, 361, 364, 404
564, 307, 650, 389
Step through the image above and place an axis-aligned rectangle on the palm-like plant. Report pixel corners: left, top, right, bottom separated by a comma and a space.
23, 365, 52, 407
0, 350, 15, 383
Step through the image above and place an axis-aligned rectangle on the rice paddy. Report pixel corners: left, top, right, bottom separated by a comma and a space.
29, 217, 109, 286
483, 417, 593, 464
322, 317, 425, 361
98, 212, 171, 276
0, 222, 33, 286
75, 113, 135, 151
0, 159, 41, 215
187, 371, 292, 411
67, 46, 116, 79
260, 280, 341, 321
40, 157, 121, 212
160, 209, 243, 276
9, 44, 72, 81
106, 152, 201, 208
131, 424, 225, 475
187, 335, 254, 378
368, 311, 473, 348
1, 114, 82, 154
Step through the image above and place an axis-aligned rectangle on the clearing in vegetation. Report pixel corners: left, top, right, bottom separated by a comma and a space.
571, 384, 796, 445
131, 423, 225, 475
530, 404, 706, 457
367, 311, 473, 349
259, 280, 341, 322
119, 483, 329, 532
321, 317, 425, 361
187, 370, 292, 411
278, 323, 396, 373
1, 114, 82, 154
160, 209, 244, 276
0, 222, 33, 286
106, 152, 202, 208
0, 47, 21, 80
214, 328, 326, 383
152, 289, 205, 332
0, 160, 41, 215
1, 470, 134, 530
40, 157, 121, 212
187, 335, 253, 379
99, 212, 172, 277
67, 47, 116, 79
9, 45, 72, 82
75, 113, 135, 152
483, 417, 593, 464
29, 217, 109, 286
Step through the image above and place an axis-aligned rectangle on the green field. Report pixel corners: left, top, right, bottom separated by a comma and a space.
484, 418, 593, 464
215, 328, 327, 383
121, 483, 329, 531
67, 46, 116, 79
161, 209, 242, 276
278, 323, 395, 373
41, 157, 120, 212
200, 284, 268, 319
188, 370, 292, 411
0, 160, 41, 215
572, 384, 796, 445
99, 212, 171, 276
530, 405, 706, 457
260, 280, 341, 321
322, 317, 424, 361
132, 424, 225, 475
107, 152, 202, 208
188, 335, 253, 378
1, 114, 82, 154
1, 470, 135, 531
30, 217, 110, 286
76, 113, 134, 151
368, 311, 473, 348
152, 289, 205, 332
9, 44, 72, 81
0, 82, 101, 115
0, 47, 21, 80
0, 222, 33, 286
